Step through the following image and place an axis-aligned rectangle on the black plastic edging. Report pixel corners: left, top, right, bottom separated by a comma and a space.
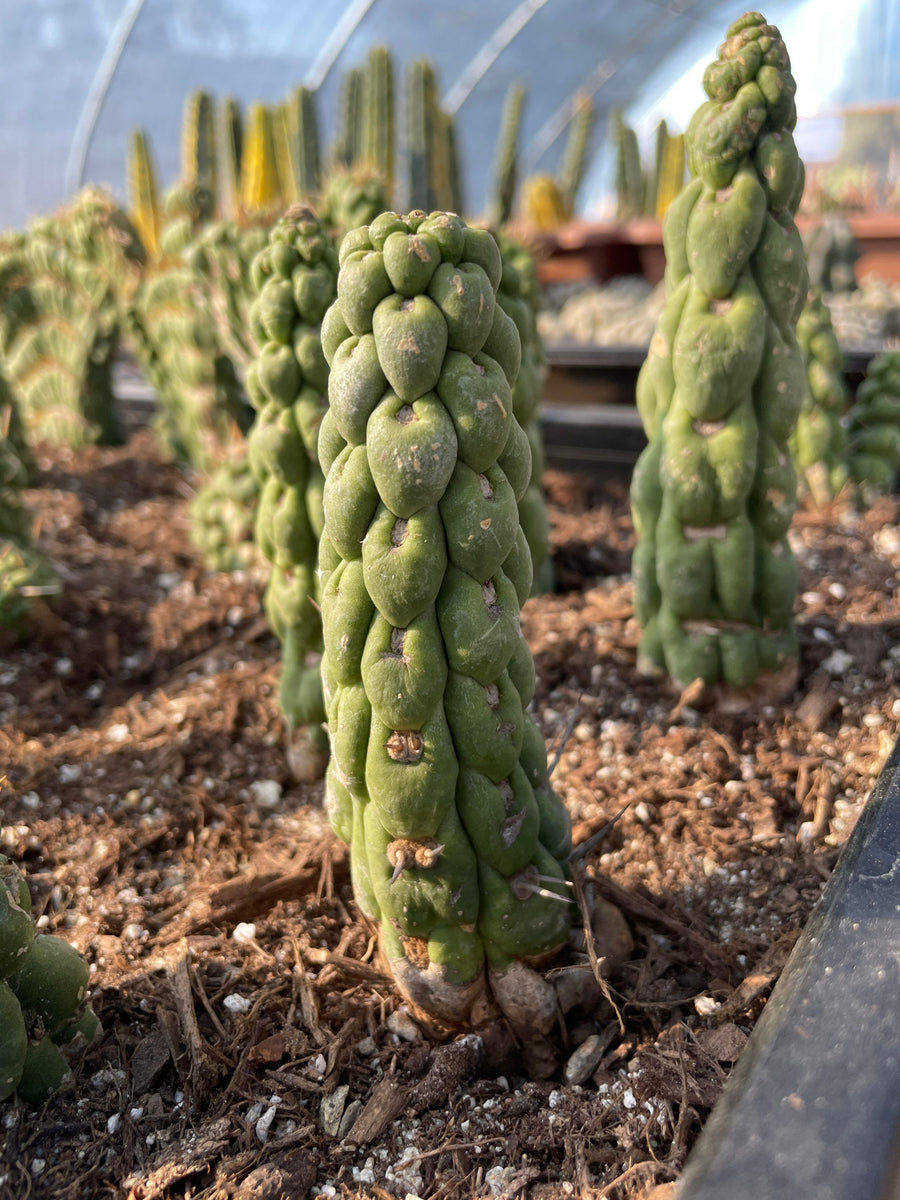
678, 733, 900, 1200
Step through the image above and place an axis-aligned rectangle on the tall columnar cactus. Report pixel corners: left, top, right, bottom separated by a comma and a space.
222, 97, 244, 218
362, 46, 395, 198
334, 67, 364, 170
559, 93, 595, 218
847, 351, 900, 503
488, 84, 526, 228
286, 86, 322, 203
442, 111, 465, 217
644, 119, 669, 219
0, 854, 100, 1103
0, 402, 50, 635
241, 105, 283, 218
791, 290, 850, 504
496, 232, 553, 593
655, 131, 686, 219
613, 110, 643, 222
182, 89, 218, 205
319, 210, 573, 1030
128, 129, 161, 258
522, 176, 570, 231
406, 59, 450, 214
245, 206, 338, 774
630, 11, 808, 692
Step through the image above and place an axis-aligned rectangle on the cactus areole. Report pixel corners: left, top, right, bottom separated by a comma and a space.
630, 12, 808, 694
320, 211, 573, 1027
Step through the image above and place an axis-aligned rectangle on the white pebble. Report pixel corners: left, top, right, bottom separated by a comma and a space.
822, 649, 854, 675
31, 1159, 45, 1176
255, 1099, 281, 1144
232, 922, 257, 945
106, 723, 129, 743
623, 1087, 637, 1110
58, 763, 82, 783
223, 993, 252, 1014
249, 780, 282, 809
694, 995, 721, 1016
55, 657, 73, 676
107, 1113, 122, 1135
828, 582, 847, 601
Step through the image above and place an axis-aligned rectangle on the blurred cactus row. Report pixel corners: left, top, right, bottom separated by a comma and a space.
612, 112, 686, 223
1, 853, 100, 1104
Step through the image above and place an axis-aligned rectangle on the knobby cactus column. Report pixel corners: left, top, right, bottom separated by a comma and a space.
631, 11, 808, 693
847, 351, 900, 503
319, 211, 573, 1033
791, 290, 849, 505
245, 206, 338, 777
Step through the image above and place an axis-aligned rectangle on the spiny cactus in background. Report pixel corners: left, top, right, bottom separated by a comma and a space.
488, 84, 526, 228
643, 119, 669, 219
128, 129, 161, 258
157, 181, 216, 260
190, 221, 269, 372
847, 351, 900, 503
804, 217, 860, 293
362, 46, 395, 199
319, 210, 573, 1040
406, 59, 450, 214
0, 853, 101, 1104
241, 105, 283, 219
334, 67, 364, 170
631, 11, 807, 693
182, 89, 218, 205
495, 232, 553, 593
613, 110, 644, 222
655, 130, 686, 219
442, 111, 465, 218
286, 86, 322, 203
189, 437, 262, 573
559, 93, 595, 218
272, 106, 297, 206
222, 97, 244, 218
245, 206, 338, 777
319, 167, 391, 240
0, 400, 51, 635
791, 291, 850, 504
0, 189, 144, 448
522, 175, 571, 231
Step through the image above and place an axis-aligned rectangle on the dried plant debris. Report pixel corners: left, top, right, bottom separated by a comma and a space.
0, 433, 898, 1198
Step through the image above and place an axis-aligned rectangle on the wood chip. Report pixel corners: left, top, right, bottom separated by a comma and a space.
344, 1076, 412, 1144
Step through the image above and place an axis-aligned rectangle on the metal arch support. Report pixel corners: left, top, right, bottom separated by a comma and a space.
443, 0, 552, 116
305, 0, 380, 91
64, 0, 148, 198
523, 0, 704, 171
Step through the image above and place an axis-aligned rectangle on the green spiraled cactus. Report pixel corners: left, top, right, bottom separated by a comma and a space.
0, 855, 99, 1103
613, 110, 644, 222
791, 290, 850, 504
320, 210, 573, 1029
804, 217, 860, 293
319, 168, 391, 239
190, 220, 268, 372
182, 89, 218, 206
559, 93, 595, 217
286, 86, 322, 202
489, 85, 526, 228
847, 351, 900, 503
630, 11, 807, 694
362, 46, 395, 198
494, 232, 553, 594
245, 206, 338, 776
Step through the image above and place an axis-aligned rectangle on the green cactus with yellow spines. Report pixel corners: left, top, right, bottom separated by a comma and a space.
361, 46, 395, 199
128, 129, 161, 258
655, 130, 686, 219
0, 854, 99, 1103
489, 84, 526, 229
522, 175, 571, 231
630, 11, 807, 693
241, 104, 284, 219
320, 211, 573, 1028
245, 206, 338, 775
847, 351, 900, 504
182, 89, 218, 207
791, 290, 850, 504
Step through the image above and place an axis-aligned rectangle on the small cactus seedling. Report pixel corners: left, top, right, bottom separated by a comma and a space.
319, 210, 574, 1042
791, 290, 850, 504
245, 206, 338, 777
847, 351, 900, 503
631, 11, 808, 694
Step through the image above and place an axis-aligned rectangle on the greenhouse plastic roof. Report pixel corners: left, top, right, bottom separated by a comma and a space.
0, 0, 855, 229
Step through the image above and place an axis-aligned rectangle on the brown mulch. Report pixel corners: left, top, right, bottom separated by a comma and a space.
1, 429, 899, 1200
